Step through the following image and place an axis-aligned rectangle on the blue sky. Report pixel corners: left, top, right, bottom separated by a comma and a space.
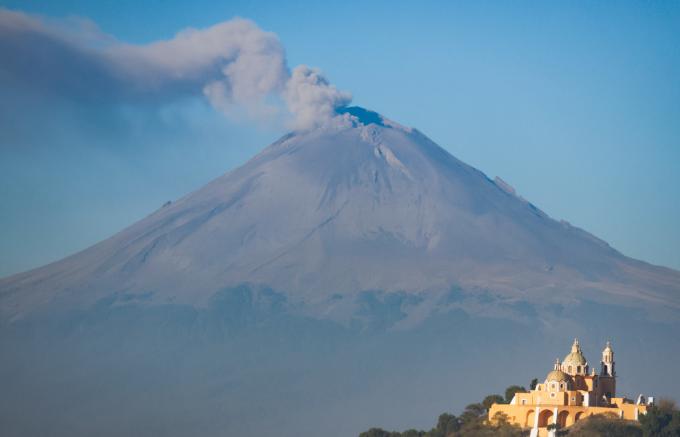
1, 0, 679, 276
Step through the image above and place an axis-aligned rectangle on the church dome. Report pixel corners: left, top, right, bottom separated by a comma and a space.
563, 351, 587, 366
545, 370, 572, 383
563, 339, 587, 366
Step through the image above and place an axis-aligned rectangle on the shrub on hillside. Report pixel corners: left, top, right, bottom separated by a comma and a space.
567, 414, 641, 437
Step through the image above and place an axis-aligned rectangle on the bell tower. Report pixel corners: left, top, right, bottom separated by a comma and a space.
601, 341, 615, 377
598, 341, 616, 403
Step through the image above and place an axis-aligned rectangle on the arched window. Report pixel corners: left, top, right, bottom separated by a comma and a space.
577, 366, 581, 373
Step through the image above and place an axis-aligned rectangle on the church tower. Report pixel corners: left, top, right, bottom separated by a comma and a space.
598, 341, 616, 402
601, 341, 615, 377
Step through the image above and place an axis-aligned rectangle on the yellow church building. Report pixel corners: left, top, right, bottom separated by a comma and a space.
489, 339, 653, 436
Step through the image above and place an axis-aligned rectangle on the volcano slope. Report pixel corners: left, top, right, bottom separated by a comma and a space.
1, 107, 679, 436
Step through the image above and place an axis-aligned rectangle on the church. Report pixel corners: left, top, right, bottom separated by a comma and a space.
488, 339, 653, 436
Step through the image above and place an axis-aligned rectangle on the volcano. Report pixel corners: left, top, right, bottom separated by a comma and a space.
2, 107, 678, 321
1, 107, 679, 437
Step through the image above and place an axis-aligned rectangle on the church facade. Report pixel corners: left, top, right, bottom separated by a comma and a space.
489, 339, 653, 436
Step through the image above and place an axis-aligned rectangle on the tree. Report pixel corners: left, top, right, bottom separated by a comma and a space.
482, 394, 505, 410
546, 422, 569, 436
459, 403, 486, 425
359, 428, 402, 437
639, 399, 680, 437
530, 378, 538, 390
504, 385, 526, 403
435, 413, 460, 435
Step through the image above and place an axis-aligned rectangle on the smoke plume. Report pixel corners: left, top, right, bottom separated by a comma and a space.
0, 8, 351, 130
